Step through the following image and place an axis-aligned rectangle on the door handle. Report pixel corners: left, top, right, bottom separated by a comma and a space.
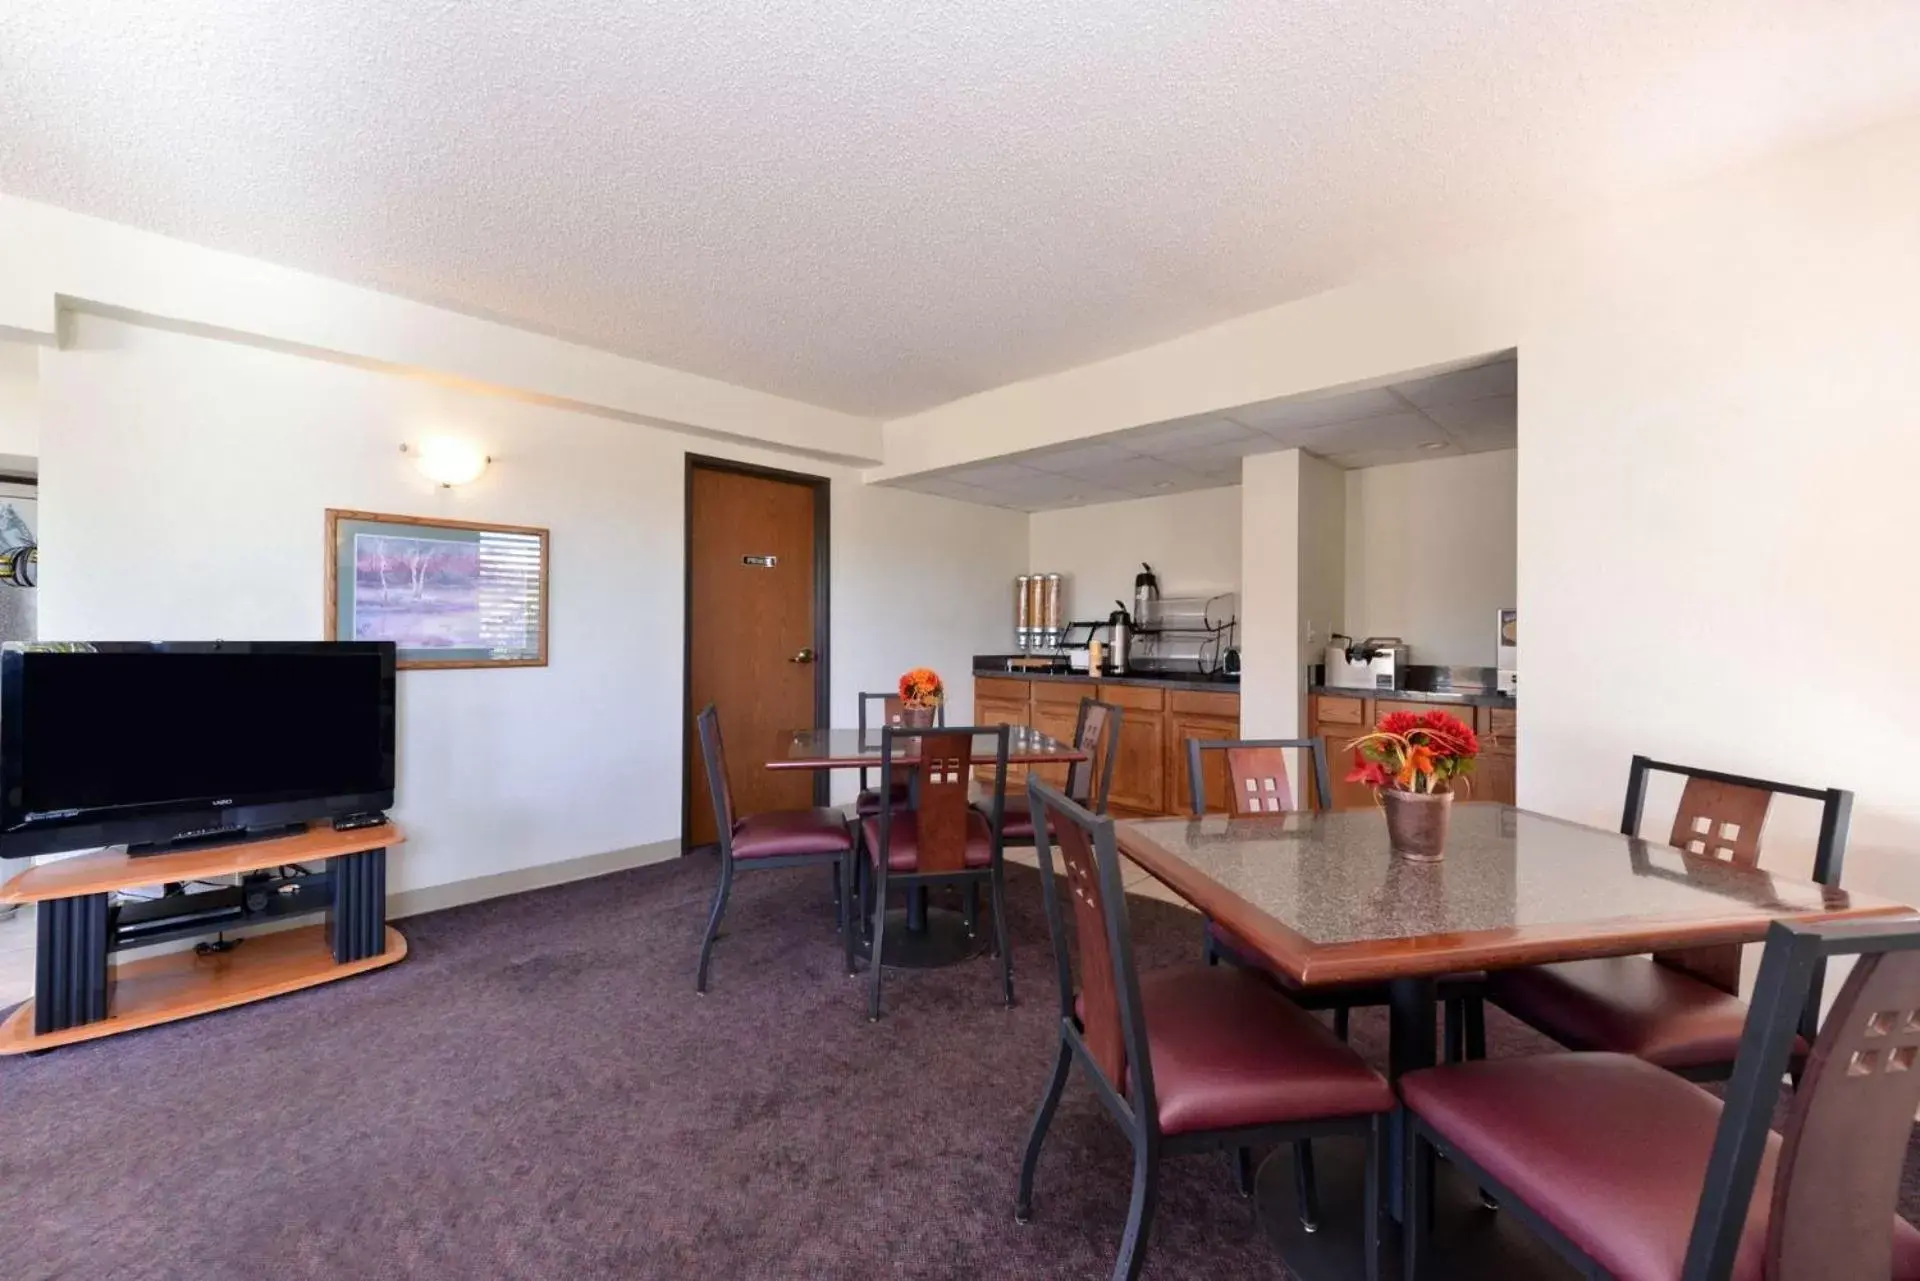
790, 647, 816, 664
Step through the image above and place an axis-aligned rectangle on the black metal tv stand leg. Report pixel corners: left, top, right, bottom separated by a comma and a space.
328, 847, 388, 964
34, 893, 110, 1036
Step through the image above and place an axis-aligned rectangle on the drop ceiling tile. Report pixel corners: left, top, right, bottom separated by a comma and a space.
1111, 415, 1261, 453
1147, 435, 1278, 469
1391, 358, 1516, 409
1227, 387, 1407, 437
1424, 393, 1517, 442
1325, 445, 1462, 470
1063, 456, 1208, 490
1299, 411, 1445, 454
1020, 442, 1139, 474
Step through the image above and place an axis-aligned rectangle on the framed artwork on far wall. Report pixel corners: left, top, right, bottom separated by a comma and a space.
326, 509, 549, 669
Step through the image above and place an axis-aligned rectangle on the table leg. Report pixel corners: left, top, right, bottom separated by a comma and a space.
905, 885, 929, 933
1386, 975, 1438, 1222
34, 892, 110, 1035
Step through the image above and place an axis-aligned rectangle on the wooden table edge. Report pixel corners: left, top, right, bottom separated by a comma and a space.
1113, 818, 1920, 987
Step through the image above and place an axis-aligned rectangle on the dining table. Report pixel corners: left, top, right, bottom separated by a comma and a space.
1114, 801, 1915, 1278
767, 724, 1088, 967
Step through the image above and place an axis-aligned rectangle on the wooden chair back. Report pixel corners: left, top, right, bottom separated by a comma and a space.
1065, 698, 1123, 812
1185, 737, 1334, 818
1623, 755, 1854, 997
876, 724, 1007, 875
694, 704, 737, 843
1682, 918, 1920, 1281
1027, 778, 1154, 1117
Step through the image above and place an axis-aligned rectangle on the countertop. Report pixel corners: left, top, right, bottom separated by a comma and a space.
1307, 684, 1515, 708
972, 661, 1239, 695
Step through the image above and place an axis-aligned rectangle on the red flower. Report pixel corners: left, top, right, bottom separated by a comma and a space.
1377, 710, 1422, 738
1346, 752, 1391, 788
1415, 710, 1478, 758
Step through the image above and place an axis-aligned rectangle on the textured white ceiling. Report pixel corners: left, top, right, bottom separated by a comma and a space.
4, 4, 1918, 415
895, 355, 1516, 510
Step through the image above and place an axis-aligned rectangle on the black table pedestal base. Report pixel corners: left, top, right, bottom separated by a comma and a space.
1255, 1138, 1577, 1280
857, 904, 987, 969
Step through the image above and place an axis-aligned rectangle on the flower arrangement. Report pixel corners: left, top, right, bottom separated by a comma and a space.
1346, 710, 1480, 796
898, 667, 944, 709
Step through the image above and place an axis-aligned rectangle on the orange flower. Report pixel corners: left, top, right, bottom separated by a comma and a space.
899, 667, 944, 708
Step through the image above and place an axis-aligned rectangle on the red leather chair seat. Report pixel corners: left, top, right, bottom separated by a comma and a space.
729, 808, 852, 859
1401, 1053, 1920, 1281
1487, 956, 1807, 1072
861, 811, 994, 872
855, 783, 912, 816
994, 793, 1053, 844
1132, 967, 1393, 1135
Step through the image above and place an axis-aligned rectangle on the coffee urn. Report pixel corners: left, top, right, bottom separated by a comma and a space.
1107, 603, 1132, 675
1133, 563, 1159, 630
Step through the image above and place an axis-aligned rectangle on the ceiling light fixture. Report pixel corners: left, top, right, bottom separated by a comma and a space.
1419, 441, 1447, 451
402, 438, 492, 487
1151, 481, 1174, 490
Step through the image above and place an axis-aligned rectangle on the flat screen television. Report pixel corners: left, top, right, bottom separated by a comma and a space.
0, 641, 396, 858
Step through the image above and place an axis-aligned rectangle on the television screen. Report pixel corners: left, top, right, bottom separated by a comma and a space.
0, 642, 396, 856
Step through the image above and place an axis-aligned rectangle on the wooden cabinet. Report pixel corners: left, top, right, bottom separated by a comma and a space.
1165, 690, 1240, 816
974, 676, 1032, 787
1026, 681, 1084, 791
1308, 692, 1519, 810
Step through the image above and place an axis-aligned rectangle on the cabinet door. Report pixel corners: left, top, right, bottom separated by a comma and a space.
974, 693, 1031, 787
1165, 711, 1239, 814
1027, 698, 1082, 791
1105, 706, 1168, 815
1316, 725, 1381, 811
1473, 751, 1516, 806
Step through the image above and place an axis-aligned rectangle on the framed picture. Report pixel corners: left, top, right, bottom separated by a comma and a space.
325, 509, 548, 669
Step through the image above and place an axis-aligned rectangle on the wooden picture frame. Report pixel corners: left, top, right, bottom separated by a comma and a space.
325, 509, 549, 670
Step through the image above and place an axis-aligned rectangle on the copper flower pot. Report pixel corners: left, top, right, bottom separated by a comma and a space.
1382, 788, 1453, 862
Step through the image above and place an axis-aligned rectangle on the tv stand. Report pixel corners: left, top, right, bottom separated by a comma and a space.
0, 822, 406, 1054
127, 821, 307, 856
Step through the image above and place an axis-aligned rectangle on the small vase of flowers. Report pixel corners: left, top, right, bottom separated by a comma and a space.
1346, 710, 1480, 862
897, 668, 944, 727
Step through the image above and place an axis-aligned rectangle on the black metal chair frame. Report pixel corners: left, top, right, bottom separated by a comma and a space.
849, 723, 1012, 1020
1474, 754, 1856, 1083
995, 695, 1123, 853
1405, 916, 1920, 1281
855, 689, 946, 795
693, 704, 853, 994
1017, 778, 1385, 1281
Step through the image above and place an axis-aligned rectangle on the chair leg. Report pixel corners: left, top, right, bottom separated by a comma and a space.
992, 867, 1014, 1007
1016, 1035, 1073, 1223
1334, 1005, 1351, 1041
842, 852, 859, 977
1234, 1146, 1255, 1198
695, 856, 733, 994
1113, 1135, 1160, 1281
1405, 1124, 1434, 1281
1364, 1115, 1383, 1281
1464, 993, 1487, 1060
1294, 1140, 1320, 1232
1443, 998, 1465, 1064
831, 862, 844, 933
866, 870, 889, 1021
964, 881, 980, 938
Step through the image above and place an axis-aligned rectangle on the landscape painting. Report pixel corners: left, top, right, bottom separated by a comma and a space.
351, 532, 482, 649
326, 510, 549, 669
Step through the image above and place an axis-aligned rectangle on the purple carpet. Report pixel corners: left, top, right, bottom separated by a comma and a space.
3, 856, 1915, 1280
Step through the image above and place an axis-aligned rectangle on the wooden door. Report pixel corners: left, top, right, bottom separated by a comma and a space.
685, 461, 825, 847
1166, 690, 1240, 815
1027, 681, 1088, 792
1100, 684, 1167, 815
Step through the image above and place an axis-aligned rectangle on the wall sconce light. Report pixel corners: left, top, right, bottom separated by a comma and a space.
401, 438, 491, 488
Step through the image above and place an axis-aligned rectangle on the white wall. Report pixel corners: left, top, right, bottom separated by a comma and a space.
0, 341, 40, 470
1343, 450, 1516, 666
1026, 487, 1240, 622
1298, 453, 1346, 661
871, 113, 1920, 905
36, 314, 1022, 894
1239, 452, 1302, 741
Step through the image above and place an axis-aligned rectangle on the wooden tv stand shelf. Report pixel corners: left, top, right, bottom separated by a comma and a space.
0, 821, 406, 1054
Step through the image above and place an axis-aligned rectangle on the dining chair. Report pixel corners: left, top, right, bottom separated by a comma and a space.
854, 692, 945, 816
1016, 778, 1392, 1281
693, 705, 855, 993
1482, 755, 1855, 1081
1402, 916, 1920, 1281
850, 723, 1011, 1020
997, 695, 1121, 847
